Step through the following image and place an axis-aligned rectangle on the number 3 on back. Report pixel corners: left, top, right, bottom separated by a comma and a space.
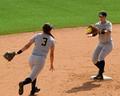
41, 38, 48, 46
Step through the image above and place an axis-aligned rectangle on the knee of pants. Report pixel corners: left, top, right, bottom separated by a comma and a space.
98, 55, 104, 62
29, 64, 44, 81
92, 57, 98, 64
98, 50, 107, 61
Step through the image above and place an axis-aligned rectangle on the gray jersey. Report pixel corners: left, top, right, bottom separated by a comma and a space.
95, 20, 112, 43
92, 20, 113, 64
31, 33, 55, 57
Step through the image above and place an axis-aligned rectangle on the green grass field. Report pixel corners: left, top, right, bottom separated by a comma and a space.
0, 0, 120, 35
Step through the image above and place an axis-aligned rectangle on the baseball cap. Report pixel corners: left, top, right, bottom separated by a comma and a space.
98, 11, 107, 17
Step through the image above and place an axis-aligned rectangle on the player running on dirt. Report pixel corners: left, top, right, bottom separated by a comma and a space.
17, 23, 55, 95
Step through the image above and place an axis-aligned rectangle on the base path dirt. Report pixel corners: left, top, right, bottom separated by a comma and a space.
0, 25, 120, 96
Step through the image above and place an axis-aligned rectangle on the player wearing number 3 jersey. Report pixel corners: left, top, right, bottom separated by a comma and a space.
17, 23, 55, 96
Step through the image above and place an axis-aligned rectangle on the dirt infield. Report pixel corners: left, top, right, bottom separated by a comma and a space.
0, 25, 120, 96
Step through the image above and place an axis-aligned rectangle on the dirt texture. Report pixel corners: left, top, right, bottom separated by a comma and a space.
0, 25, 120, 96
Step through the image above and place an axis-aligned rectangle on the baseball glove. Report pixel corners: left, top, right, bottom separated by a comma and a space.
3, 51, 16, 61
86, 25, 99, 36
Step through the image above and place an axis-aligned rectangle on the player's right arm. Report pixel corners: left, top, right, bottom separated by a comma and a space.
102, 22, 112, 35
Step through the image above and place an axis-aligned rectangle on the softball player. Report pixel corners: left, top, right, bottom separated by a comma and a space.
17, 23, 55, 95
92, 11, 113, 80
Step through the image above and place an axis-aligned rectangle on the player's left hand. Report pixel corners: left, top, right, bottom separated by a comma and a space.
3, 51, 16, 61
86, 25, 99, 37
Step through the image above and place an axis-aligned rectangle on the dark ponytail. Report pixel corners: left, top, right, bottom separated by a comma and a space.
45, 32, 54, 38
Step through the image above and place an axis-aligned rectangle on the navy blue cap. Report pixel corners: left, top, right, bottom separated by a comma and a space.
99, 11, 107, 17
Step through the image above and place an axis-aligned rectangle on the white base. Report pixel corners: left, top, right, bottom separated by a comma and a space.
90, 75, 112, 80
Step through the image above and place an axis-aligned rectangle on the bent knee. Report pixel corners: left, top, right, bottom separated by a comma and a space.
92, 58, 97, 64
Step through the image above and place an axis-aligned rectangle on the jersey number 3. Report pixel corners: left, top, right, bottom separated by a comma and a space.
41, 38, 48, 46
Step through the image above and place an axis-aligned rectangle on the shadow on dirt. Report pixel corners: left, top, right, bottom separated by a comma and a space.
66, 80, 101, 93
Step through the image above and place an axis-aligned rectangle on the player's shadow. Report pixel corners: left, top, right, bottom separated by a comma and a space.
66, 80, 101, 93
28, 94, 38, 96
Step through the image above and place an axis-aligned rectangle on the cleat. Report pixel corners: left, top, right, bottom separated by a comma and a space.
19, 82, 24, 95
29, 87, 40, 96
93, 74, 103, 80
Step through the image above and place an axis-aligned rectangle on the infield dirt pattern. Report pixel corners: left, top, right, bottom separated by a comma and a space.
0, 25, 120, 96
